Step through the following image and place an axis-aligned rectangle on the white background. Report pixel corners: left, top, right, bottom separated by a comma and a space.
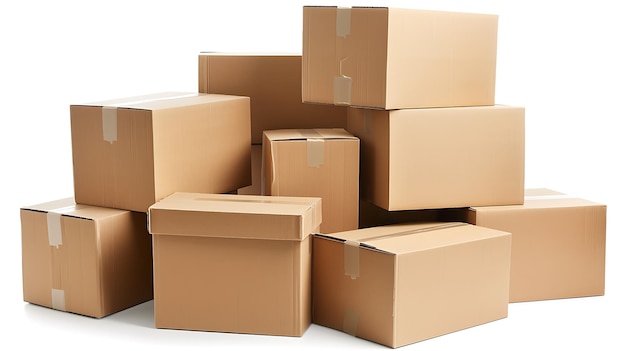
2, 0, 624, 349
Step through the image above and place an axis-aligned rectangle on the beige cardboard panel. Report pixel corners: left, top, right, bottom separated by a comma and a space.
238, 145, 262, 195
21, 209, 53, 308
302, 7, 338, 105
199, 53, 347, 144
469, 195, 606, 302
153, 234, 310, 336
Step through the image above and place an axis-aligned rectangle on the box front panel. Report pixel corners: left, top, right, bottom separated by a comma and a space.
153, 234, 308, 336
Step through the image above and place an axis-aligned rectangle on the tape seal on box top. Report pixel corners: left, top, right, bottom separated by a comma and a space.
336, 7, 351, 37
307, 139, 325, 168
102, 106, 118, 143
343, 308, 359, 336
47, 205, 76, 247
344, 240, 360, 279
51, 289, 66, 311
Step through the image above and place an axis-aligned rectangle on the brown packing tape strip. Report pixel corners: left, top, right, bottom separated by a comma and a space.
102, 106, 118, 143
333, 72, 351, 105
343, 309, 359, 336
51, 288, 66, 311
336, 7, 351, 37
46, 205, 76, 247
298, 129, 325, 168
365, 222, 468, 243
344, 240, 360, 279
334, 8, 352, 105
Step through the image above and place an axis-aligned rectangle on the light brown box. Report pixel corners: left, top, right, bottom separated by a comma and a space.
313, 222, 511, 348
20, 198, 153, 318
302, 6, 498, 109
237, 144, 262, 195
466, 188, 607, 302
347, 105, 525, 211
262, 128, 359, 234
148, 192, 322, 336
199, 53, 348, 144
70, 92, 251, 213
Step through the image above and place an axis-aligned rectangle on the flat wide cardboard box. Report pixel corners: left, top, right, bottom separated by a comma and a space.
263, 128, 359, 234
466, 188, 607, 302
71, 92, 251, 212
347, 105, 525, 211
148, 192, 322, 336
302, 6, 498, 109
199, 53, 347, 144
20, 198, 153, 318
313, 222, 511, 348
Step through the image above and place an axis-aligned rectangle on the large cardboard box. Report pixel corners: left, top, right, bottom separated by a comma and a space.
148, 192, 322, 336
466, 188, 607, 302
71, 92, 251, 213
20, 198, 153, 318
347, 105, 525, 211
313, 222, 511, 348
262, 128, 359, 234
302, 6, 498, 109
199, 53, 347, 144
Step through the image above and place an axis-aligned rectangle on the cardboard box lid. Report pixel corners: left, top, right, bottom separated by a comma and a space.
318, 222, 510, 256
264, 128, 358, 142
148, 192, 322, 240
72, 92, 247, 111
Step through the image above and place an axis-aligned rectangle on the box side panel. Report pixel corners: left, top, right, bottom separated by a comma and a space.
203, 55, 347, 144
21, 209, 53, 308
312, 236, 396, 347
347, 108, 390, 210
152, 235, 307, 336
394, 233, 511, 347
386, 9, 497, 108
198, 54, 209, 93
98, 212, 153, 316
238, 144, 263, 195
71, 105, 156, 212
302, 6, 337, 105
387, 106, 524, 210
474, 205, 606, 302
152, 97, 251, 203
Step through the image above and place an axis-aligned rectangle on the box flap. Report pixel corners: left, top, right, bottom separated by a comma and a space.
264, 128, 358, 142
148, 192, 322, 240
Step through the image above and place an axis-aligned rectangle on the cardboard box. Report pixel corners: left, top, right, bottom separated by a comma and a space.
302, 6, 498, 109
199, 53, 347, 144
312, 222, 511, 348
148, 192, 322, 336
347, 105, 525, 211
262, 128, 359, 234
20, 198, 153, 318
466, 188, 607, 302
71, 92, 251, 212
237, 144, 262, 195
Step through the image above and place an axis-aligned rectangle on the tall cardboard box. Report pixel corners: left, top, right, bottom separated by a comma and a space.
262, 128, 359, 234
313, 222, 511, 348
20, 198, 153, 318
71, 92, 251, 213
466, 188, 607, 302
199, 53, 347, 144
347, 105, 525, 211
302, 6, 498, 109
148, 192, 322, 336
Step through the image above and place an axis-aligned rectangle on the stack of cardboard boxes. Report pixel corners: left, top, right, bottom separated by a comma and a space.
19, 5, 606, 349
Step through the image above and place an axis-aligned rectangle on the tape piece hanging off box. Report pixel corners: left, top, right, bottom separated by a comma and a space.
102, 106, 118, 143
46, 205, 77, 247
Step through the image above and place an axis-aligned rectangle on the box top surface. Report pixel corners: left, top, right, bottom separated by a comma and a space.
264, 128, 358, 142
21, 197, 129, 221
148, 192, 322, 240
73, 92, 247, 111
471, 188, 605, 211
317, 222, 510, 255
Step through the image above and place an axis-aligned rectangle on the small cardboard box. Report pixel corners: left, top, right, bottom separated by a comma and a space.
71, 92, 251, 213
20, 198, 153, 318
347, 105, 525, 211
148, 192, 322, 336
466, 188, 607, 302
302, 6, 498, 109
312, 222, 511, 348
199, 53, 347, 144
262, 128, 359, 234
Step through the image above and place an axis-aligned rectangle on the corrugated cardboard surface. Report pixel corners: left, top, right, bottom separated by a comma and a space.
347, 105, 525, 211
302, 6, 498, 109
468, 188, 607, 302
238, 144, 262, 195
148, 192, 321, 336
199, 53, 347, 144
312, 222, 511, 348
71, 92, 252, 213
20, 198, 153, 318
262, 128, 359, 234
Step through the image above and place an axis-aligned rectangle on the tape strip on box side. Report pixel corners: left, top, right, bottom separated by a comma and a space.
334, 7, 352, 105
344, 240, 360, 279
